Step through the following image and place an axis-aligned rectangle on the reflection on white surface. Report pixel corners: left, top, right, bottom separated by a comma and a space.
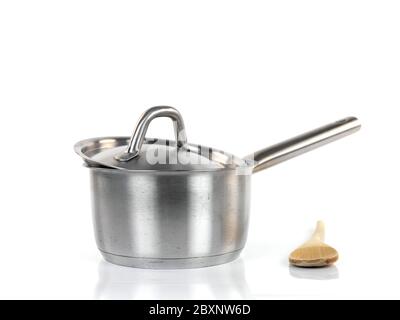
289, 265, 339, 280
95, 258, 251, 299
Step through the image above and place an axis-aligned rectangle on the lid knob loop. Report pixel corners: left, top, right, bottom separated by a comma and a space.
115, 106, 187, 162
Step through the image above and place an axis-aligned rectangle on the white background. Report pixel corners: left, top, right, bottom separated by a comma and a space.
0, 1, 399, 299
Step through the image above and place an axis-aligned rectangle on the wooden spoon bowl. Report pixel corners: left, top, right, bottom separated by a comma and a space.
289, 221, 339, 267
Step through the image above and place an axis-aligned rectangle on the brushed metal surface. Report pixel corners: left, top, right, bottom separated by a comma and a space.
76, 137, 247, 172
248, 116, 361, 172
115, 106, 188, 162
89, 168, 251, 268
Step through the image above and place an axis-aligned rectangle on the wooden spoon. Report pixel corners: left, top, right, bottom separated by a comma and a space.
289, 220, 338, 267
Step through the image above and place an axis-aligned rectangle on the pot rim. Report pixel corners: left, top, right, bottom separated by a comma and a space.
75, 136, 254, 173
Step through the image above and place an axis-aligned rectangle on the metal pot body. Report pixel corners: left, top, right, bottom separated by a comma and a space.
90, 167, 251, 269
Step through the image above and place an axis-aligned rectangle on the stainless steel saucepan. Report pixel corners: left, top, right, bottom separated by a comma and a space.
75, 106, 360, 269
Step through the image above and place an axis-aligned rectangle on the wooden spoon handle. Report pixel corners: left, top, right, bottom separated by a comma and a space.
310, 220, 325, 242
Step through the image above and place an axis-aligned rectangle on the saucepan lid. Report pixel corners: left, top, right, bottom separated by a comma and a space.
74, 106, 250, 172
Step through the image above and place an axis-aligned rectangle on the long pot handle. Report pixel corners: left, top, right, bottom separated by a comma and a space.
246, 116, 361, 173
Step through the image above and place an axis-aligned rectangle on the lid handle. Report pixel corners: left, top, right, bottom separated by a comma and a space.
115, 106, 187, 162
